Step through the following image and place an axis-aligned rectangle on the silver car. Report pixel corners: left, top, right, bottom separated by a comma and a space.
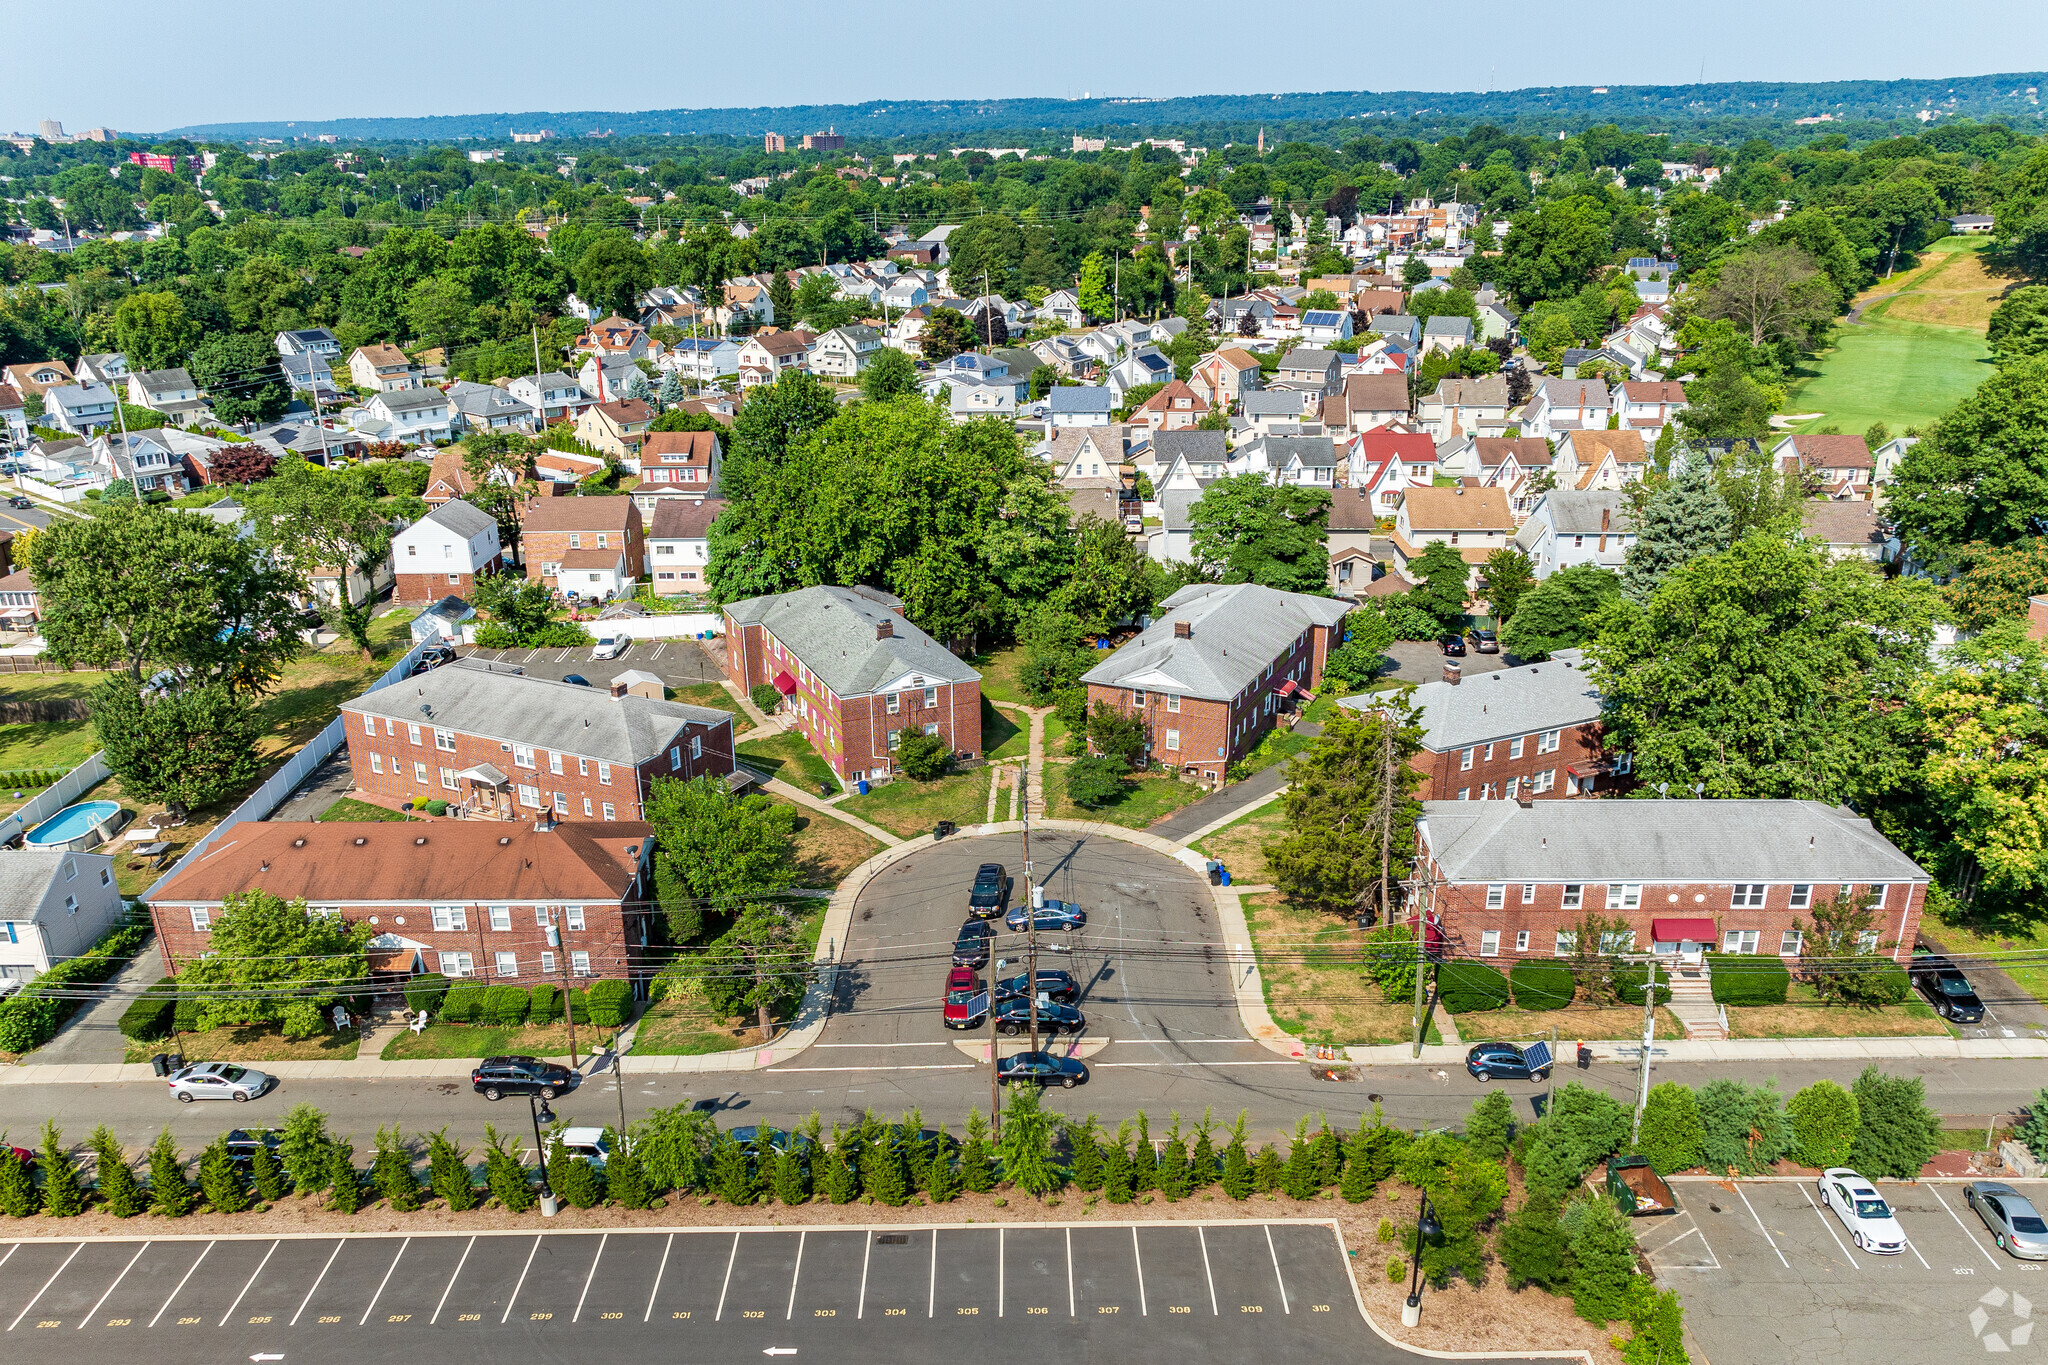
1967, 1181, 2048, 1259
167, 1061, 274, 1104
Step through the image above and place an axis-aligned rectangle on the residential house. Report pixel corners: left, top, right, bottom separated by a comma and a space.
1411, 799, 1927, 970
1106, 348, 1175, 404
92, 430, 192, 495
390, 498, 502, 604
1522, 379, 1611, 439
1368, 314, 1422, 346
1146, 430, 1227, 482
1132, 380, 1209, 432
0, 385, 25, 450
1353, 288, 1408, 318
722, 585, 983, 784
445, 380, 533, 434
1468, 436, 1554, 517
359, 386, 455, 444
883, 274, 932, 312
1046, 385, 1115, 428
1615, 380, 1688, 438
42, 383, 117, 435
644, 496, 724, 592
810, 325, 883, 378
1300, 310, 1354, 344
147, 819, 662, 985
3, 360, 74, 398
242, 421, 364, 470
1147, 485, 1202, 566
1949, 215, 1995, 235
1871, 436, 1918, 490
719, 279, 774, 329
1418, 375, 1509, 441
0, 850, 126, 983
659, 337, 743, 383
0, 570, 38, 624
1080, 582, 1349, 783
275, 328, 342, 361
1274, 347, 1344, 397
632, 430, 721, 509
1391, 485, 1515, 589
1514, 490, 1634, 578
1189, 348, 1262, 411
519, 493, 644, 599
507, 373, 592, 427
1353, 428, 1439, 487
1473, 287, 1516, 343
129, 369, 206, 423
573, 316, 650, 362
736, 332, 812, 388
348, 344, 417, 392
1038, 288, 1084, 327
1251, 434, 1340, 487
1772, 433, 1873, 499
1327, 483, 1395, 593
423, 447, 477, 506
1342, 372, 1412, 433
1343, 649, 1616, 801
1422, 315, 1474, 355
947, 378, 1019, 421
574, 399, 654, 462
1555, 429, 1649, 489
279, 351, 341, 402
1240, 389, 1319, 435
1799, 501, 1893, 563
577, 355, 643, 405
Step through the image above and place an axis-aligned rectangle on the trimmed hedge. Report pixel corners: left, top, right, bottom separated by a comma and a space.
440, 983, 487, 1023
1706, 953, 1791, 1006
1511, 961, 1577, 1011
483, 985, 530, 1027
586, 978, 634, 1028
403, 973, 450, 1015
0, 923, 152, 1052
1437, 961, 1509, 1013
118, 977, 180, 1042
1615, 961, 1671, 1007
529, 983, 562, 1024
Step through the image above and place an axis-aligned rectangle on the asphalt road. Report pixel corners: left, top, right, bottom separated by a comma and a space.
0, 1220, 1534, 1365
459, 639, 723, 687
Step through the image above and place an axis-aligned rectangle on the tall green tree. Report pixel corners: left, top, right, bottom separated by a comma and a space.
860, 346, 918, 402
1186, 474, 1331, 593
243, 456, 394, 657
705, 372, 844, 603
1480, 547, 1535, 621
918, 308, 974, 362
1054, 514, 1147, 633
178, 889, 371, 1038
1988, 285, 2048, 364
1913, 623, 2048, 897
1494, 196, 1613, 304
575, 235, 652, 320
669, 901, 810, 1040
1408, 540, 1474, 626
1889, 355, 2048, 571
187, 330, 289, 425
89, 677, 263, 810
1264, 701, 1425, 921
1619, 461, 1732, 604
112, 290, 199, 372
642, 774, 801, 941
1498, 565, 1620, 661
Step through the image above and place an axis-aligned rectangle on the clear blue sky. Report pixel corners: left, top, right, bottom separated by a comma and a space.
11, 0, 2048, 134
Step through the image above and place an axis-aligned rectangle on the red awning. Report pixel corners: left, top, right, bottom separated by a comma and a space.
1651, 918, 1716, 942
1274, 679, 1302, 697
772, 670, 797, 695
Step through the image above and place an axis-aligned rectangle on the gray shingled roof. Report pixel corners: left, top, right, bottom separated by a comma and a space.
1538, 489, 1633, 535
1242, 390, 1307, 417
1047, 385, 1113, 414
722, 585, 978, 696
1080, 583, 1350, 700
0, 850, 78, 916
1420, 799, 1928, 884
1260, 434, 1337, 468
1279, 348, 1341, 375
1157, 486, 1204, 531
376, 387, 451, 413
422, 498, 496, 540
1423, 316, 1473, 339
343, 661, 729, 765
1151, 430, 1227, 463
1344, 654, 1601, 750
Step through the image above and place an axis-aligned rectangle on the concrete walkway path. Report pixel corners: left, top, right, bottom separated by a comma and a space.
762, 775, 902, 847
721, 679, 780, 732
28, 939, 163, 1066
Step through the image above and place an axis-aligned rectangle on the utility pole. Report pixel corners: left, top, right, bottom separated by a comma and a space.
1375, 708, 1396, 926
1630, 955, 1657, 1145
548, 907, 580, 1068
1409, 890, 1430, 1059
1023, 761, 1038, 1057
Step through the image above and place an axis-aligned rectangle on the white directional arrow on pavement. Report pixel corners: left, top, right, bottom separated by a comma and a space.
763, 1350, 798, 1357
251, 1354, 285, 1361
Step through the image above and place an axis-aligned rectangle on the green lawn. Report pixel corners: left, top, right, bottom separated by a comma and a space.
1041, 762, 1208, 829
973, 646, 1029, 705
668, 681, 754, 736
984, 700, 1028, 759
838, 766, 992, 838
1044, 711, 1073, 754
1787, 309, 1993, 435
737, 729, 840, 793
0, 719, 99, 772
316, 797, 416, 823
383, 1019, 590, 1061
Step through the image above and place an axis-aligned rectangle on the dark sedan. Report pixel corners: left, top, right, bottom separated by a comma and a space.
967, 863, 1012, 919
1911, 954, 1986, 1023
1439, 633, 1467, 657
994, 996, 1085, 1036
1004, 898, 1087, 932
1465, 1041, 1552, 1082
996, 1050, 1089, 1089
994, 968, 1079, 1004
952, 918, 994, 968
472, 1054, 578, 1100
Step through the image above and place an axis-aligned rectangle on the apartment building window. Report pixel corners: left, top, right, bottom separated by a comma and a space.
1538, 730, 1560, 754
1457, 788, 1470, 800
489, 905, 511, 932
1484, 742, 1495, 762
1857, 929, 1881, 953
190, 907, 211, 931
1722, 930, 1760, 954
535, 906, 550, 927
363, 714, 377, 736
1554, 931, 1576, 956
1600, 929, 1636, 953
1504, 777, 1520, 801
1164, 729, 1181, 751
602, 803, 616, 821
583, 797, 594, 817
549, 752, 563, 775
439, 767, 458, 790
888, 729, 902, 751
1516, 930, 1530, 952
598, 762, 612, 786
1732, 884, 1767, 909
923, 723, 939, 737
438, 951, 475, 977
1508, 737, 1524, 760
431, 905, 467, 931
494, 952, 518, 977
565, 905, 585, 931
578, 757, 589, 776
1789, 884, 1812, 909
553, 792, 568, 814
1562, 884, 1584, 909
886, 693, 900, 714
571, 951, 592, 977
541, 951, 556, 975
435, 728, 455, 751
1870, 884, 1888, 909
1779, 929, 1804, 956
369, 753, 382, 774
1522, 883, 1536, 904
1460, 747, 1474, 771
1605, 883, 1641, 910
384, 718, 395, 736
513, 744, 535, 769
1480, 930, 1500, 956
1132, 689, 1146, 705
1485, 884, 1505, 909
518, 784, 541, 808
1166, 693, 1181, 712
412, 761, 428, 783
569, 533, 581, 549
407, 723, 422, 746
1533, 769, 1555, 794
923, 686, 938, 708
690, 736, 702, 759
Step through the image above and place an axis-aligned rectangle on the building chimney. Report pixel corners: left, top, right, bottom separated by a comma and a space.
1516, 792, 1534, 808
1443, 660, 1462, 686
610, 681, 628, 698
876, 619, 894, 640
1600, 506, 1610, 531
1173, 620, 1192, 638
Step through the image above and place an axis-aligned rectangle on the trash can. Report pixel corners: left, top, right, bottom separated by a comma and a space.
150, 1053, 171, 1077
1208, 867, 1222, 886
1577, 1044, 1593, 1070
1219, 867, 1231, 886
856, 779, 870, 796
934, 820, 956, 840
165, 1053, 185, 1074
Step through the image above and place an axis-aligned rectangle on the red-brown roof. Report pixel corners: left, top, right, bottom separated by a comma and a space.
560, 547, 624, 570
1783, 433, 1873, 469
425, 447, 473, 500
592, 399, 653, 426
521, 495, 638, 532
748, 333, 811, 358
1620, 380, 1687, 403
1137, 380, 1207, 413
1473, 437, 1552, 468
640, 430, 719, 464
648, 497, 727, 539
1345, 372, 1410, 414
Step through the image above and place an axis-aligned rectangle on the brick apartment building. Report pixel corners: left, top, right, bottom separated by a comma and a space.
146, 820, 655, 987
1414, 798, 1929, 967
389, 498, 502, 605
518, 491, 644, 599
341, 661, 734, 820
1080, 582, 1349, 783
721, 585, 982, 785
1342, 649, 1621, 800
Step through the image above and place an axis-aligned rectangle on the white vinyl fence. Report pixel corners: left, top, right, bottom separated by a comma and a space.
0, 752, 113, 846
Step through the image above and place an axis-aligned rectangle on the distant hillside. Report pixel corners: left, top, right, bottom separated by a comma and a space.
160, 72, 2048, 145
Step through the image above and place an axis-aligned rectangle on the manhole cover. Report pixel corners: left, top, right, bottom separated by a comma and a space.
1366, 1093, 1384, 1102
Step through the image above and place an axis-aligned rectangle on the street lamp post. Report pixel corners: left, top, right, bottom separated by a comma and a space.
1402, 1189, 1443, 1326
528, 1093, 559, 1217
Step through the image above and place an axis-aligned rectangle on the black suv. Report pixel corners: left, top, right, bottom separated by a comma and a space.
967, 862, 1012, 918
472, 1054, 578, 1100
952, 918, 994, 969
993, 968, 1079, 1004
1439, 633, 1467, 657
1911, 954, 1986, 1024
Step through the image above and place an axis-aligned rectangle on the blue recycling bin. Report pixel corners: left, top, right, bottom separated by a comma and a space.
1219, 868, 1232, 886
856, 779, 870, 796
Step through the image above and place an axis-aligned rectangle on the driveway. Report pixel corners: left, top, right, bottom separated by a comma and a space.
28, 939, 162, 1066
1380, 640, 1512, 685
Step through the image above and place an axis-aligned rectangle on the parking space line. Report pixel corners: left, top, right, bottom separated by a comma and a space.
364, 1238, 412, 1324
644, 1234, 673, 1323
80, 1242, 150, 1330
0, 1245, 16, 1271
927, 1231, 937, 1318
293, 1241, 344, 1326
432, 1237, 475, 1324
151, 1242, 214, 1328
1733, 1183, 1793, 1269
573, 1233, 608, 1322
1263, 1225, 1291, 1312
1131, 1226, 1147, 1316
715, 1233, 739, 1321
1903, 1235, 1932, 1270
1932, 1187, 2004, 1270
792, 1231, 809, 1321
10, 1242, 81, 1330
501, 1235, 541, 1325
999, 1228, 1005, 1318
1197, 1228, 1219, 1315
1796, 1183, 1859, 1268
1065, 1229, 1075, 1319
220, 1240, 281, 1325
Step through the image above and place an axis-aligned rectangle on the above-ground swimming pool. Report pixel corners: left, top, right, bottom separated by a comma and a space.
24, 800, 125, 851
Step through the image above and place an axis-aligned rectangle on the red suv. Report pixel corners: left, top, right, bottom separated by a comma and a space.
942, 967, 988, 1029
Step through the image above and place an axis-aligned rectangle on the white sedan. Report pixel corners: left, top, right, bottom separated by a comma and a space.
167, 1061, 274, 1104
591, 632, 628, 660
1819, 1167, 1907, 1254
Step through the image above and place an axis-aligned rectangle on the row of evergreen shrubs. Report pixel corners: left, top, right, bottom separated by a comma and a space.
0, 922, 150, 1053
0, 768, 67, 789
434, 979, 633, 1029
118, 977, 180, 1042
1703, 953, 1792, 1005
1432, 959, 1672, 1014
1630, 1066, 1942, 1181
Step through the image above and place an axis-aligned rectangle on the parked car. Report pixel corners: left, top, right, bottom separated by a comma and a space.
1004, 898, 1087, 932
993, 996, 1085, 1036
223, 1128, 283, 1168
562, 674, 593, 687
996, 1050, 1088, 1088
1467, 628, 1499, 654
1818, 1167, 1907, 1253
1910, 954, 1986, 1023
943, 967, 988, 1029
591, 631, 628, 661
1464, 1041, 1552, 1082
10, 495, 34, 509
471, 1054, 578, 1100
1438, 633, 1467, 657
167, 1061, 274, 1103
409, 645, 456, 676
952, 918, 994, 969
966, 862, 1012, 919
1967, 1182, 2048, 1259
993, 968, 1079, 1004
550, 1126, 613, 1170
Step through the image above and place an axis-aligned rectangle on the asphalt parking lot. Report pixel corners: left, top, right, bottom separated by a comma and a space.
459, 638, 724, 687
0, 1220, 1435, 1365
1650, 1177, 2048, 1365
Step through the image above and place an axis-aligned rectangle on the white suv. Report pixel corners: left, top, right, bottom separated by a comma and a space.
1819, 1167, 1906, 1254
